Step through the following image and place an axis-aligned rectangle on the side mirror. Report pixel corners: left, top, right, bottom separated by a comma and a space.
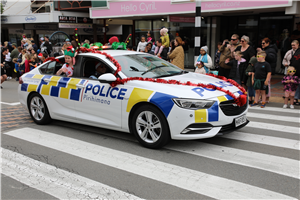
98, 73, 117, 83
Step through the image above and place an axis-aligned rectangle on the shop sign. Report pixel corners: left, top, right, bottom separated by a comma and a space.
25, 16, 36, 22
90, 0, 291, 18
25, 24, 58, 30
1, 17, 8, 22
169, 16, 195, 23
59, 16, 76, 23
83, 26, 109, 33
77, 17, 93, 24
59, 23, 92, 28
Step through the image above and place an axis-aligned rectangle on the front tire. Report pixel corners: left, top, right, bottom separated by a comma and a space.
130, 105, 170, 149
28, 93, 52, 125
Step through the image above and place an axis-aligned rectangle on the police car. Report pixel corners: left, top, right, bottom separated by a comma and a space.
18, 50, 249, 149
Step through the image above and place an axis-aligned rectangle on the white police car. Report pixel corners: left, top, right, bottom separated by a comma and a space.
18, 50, 248, 149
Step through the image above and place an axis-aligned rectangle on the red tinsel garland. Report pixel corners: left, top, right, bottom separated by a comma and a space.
43, 57, 64, 64
44, 48, 247, 106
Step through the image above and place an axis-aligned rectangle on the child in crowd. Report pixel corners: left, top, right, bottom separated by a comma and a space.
195, 46, 212, 74
282, 66, 299, 109
147, 30, 155, 45
29, 54, 37, 71
56, 46, 75, 77
136, 36, 148, 52
155, 28, 170, 57
24, 53, 31, 73
251, 51, 272, 108
18, 49, 27, 75
245, 57, 257, 104
225, 51, 247, 85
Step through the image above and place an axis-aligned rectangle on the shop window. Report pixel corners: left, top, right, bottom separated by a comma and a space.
135, 20, 152, 45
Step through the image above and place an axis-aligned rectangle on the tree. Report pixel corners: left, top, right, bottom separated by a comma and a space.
1, 3, 3, 14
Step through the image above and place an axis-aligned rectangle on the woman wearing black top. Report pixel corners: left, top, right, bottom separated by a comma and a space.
235, 35, 256, 64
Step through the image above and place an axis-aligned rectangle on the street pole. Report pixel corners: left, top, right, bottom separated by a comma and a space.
194, 0, 201, 67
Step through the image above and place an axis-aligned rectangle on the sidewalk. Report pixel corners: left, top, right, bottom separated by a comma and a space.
269, 74, 285, 104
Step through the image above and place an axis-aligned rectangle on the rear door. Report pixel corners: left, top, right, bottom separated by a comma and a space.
36, 59, 80, 120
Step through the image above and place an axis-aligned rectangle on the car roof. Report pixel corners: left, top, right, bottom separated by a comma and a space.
79, 50, 145, 57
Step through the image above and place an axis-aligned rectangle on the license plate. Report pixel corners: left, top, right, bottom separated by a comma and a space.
235, 115, 247, 127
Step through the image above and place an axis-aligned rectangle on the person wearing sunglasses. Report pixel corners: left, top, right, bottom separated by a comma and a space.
282, 66, 299, 109
235, 35, 256, 64
229, 34, 241, 56
256, 38, 277, 75
283, 40, 300, 105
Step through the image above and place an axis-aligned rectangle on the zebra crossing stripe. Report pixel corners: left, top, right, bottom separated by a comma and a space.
1, 148, 142, 200
248, 106, 300, 114
247, 112, 300, 123
246, 121, 299, 135
0, 102, 21, 106
3, 128, 295, 199
222, 131, 299, 150
166, 141, 299, 179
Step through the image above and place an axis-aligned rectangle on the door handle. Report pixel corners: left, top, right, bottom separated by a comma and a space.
43, 78, 51, 82
76, 84, 85, 89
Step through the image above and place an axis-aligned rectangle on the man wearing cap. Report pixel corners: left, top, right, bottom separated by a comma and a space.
291, 22, 300, 44
89, 62, 108, 79
10, 43, 19, 60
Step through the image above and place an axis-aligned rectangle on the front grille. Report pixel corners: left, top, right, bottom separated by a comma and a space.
219, 99, 248, 116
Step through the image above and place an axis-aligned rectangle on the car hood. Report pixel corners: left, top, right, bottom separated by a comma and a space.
126, 72, 242, 99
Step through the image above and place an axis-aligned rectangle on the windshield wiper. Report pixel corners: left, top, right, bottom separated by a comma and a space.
154, 71, 186, 78
141, 66, 166, 75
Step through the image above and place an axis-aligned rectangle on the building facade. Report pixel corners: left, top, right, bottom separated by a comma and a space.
90, 0, 300, 70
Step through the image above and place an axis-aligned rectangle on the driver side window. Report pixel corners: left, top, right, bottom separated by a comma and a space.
82, 58, 112, 79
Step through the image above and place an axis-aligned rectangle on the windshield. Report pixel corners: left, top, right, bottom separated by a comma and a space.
113, 54, 183, 78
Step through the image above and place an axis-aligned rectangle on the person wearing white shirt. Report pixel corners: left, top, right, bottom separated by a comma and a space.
5, 50, 12, 79
136, 36, 148, 52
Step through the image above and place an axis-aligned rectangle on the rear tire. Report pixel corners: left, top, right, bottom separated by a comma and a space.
130, 105, 170, 149
28, 93, 52, 125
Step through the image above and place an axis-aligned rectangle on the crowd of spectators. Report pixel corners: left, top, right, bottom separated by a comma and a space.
1, 24, 300, 108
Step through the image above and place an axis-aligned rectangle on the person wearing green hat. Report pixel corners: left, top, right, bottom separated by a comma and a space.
245, 56, 257, 104
56, 46, 75, 77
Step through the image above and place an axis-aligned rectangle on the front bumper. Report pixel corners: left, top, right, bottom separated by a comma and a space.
167, 97, 249, 140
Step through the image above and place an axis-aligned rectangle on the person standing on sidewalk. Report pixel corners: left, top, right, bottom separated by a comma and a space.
289, 40, 300, 105
282, 66, 299, 109
256, 37, 278, 103
251, 51, 272, 108
218, 40, 232, 78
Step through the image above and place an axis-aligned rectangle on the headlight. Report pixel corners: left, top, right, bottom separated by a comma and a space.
172, 98, 215, 110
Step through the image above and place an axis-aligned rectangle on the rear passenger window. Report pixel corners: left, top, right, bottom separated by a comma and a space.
39, 58, 64, 75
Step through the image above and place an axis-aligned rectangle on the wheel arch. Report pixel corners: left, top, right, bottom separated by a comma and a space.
27, 91, 40, 109
27, 92, 52, 118
128, 101, 170, 133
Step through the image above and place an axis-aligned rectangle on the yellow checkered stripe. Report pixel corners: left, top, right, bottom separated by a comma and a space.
21, 75, 83, 101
